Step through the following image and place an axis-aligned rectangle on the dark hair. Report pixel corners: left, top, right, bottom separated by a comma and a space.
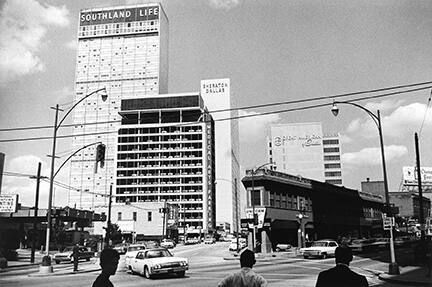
335, 245, 353, 264
100, 248, 120, 265
240, 249, 256, 268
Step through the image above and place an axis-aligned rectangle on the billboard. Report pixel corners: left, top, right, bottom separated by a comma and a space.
0, 194, 18, 213
80, 6, 159, 26
403, 166, 432, 185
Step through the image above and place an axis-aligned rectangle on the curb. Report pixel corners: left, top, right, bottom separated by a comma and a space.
378, 273, 432, 286
0, 262, 40, 272
28, 267, 101, 277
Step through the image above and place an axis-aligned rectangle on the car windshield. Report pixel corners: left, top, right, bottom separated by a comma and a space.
312, 242, 328, 247
128, 245, 145, 252
63, 247, 74, 252
351, 240, 364, 244
146, 249, 171, 258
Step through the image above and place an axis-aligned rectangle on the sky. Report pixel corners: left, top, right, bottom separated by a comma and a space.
0, 0, 431, 209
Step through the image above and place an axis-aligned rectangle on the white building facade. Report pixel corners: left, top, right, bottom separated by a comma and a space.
200, 79, 241, 233
69, 3, 169, 209
115, 93, 216, 234
267, 123, 343, 185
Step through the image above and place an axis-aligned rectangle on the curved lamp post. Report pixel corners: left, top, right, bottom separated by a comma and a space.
331, 100, 399, 275
44, 88, 107, 265
250, 162, 274, 252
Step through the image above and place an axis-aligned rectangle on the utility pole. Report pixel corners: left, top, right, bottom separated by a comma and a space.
162, 200, 167, 239
235, 178, 240, 253
415, 133, 425, 241
105, 184, 112, 247
30, 163, 42, 263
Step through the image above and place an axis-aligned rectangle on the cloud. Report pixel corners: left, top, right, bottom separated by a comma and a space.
65, 39, 77, 50
238, 110, 280, 141
54, 86, 75, 104
364, 99, 406, 112
208, 0, 241, 10
346, 102, 432, 138
0, 0, 69, 84
342, 145, 408, 166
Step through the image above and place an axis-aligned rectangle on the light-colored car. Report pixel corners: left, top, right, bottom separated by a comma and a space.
275, 243, 292, 252
125, 244, 146, 266
185, 237, 200, 245
129, 248, 188, 279
204, 236, 216, 244
348, 238, 376, 253
302, 240, 338, 259
53, 246, 93, 264
160, 239, 176, 249
228, 238, 247, 251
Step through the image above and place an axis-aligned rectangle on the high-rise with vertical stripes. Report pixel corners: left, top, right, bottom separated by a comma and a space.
69, 3, 168, 209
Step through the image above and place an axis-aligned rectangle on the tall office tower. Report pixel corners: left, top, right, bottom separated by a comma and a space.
69, 3, 168, 209
116, 93, 216, 234
200, 79, 241, 233
267, 123, 343, 185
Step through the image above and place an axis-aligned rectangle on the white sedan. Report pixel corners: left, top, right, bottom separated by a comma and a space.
128, 248, 188, 279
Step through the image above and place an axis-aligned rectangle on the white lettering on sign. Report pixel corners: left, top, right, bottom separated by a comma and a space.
0, 194, 18, 213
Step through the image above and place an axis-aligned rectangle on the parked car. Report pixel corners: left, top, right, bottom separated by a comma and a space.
302, 240, 338, 259
54, 246, 94, 264
373, 237, 390, 250
275, 243, 292, 252
125, 244, 147, 266
348, 238, 377, 253
228, 238, 247, 251
185, 238, 200, 245
128, 248, 188, 279
0, 250, 7, 269
160, 239, 176, 249
113, 243, 128, 255
204, 236, 216, 244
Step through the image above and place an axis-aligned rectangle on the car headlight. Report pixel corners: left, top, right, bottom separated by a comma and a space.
180, 261, 188, 266
153, 264, 161, 269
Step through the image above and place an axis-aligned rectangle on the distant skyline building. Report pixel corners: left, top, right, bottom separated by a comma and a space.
69, 3, 168, 209
200, 78, 241, 233
267, 123, 343, 185
113, 93, 216, 234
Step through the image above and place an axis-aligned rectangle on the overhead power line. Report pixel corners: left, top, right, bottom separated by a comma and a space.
1, 83, 431, 143
1, 80, 432, 133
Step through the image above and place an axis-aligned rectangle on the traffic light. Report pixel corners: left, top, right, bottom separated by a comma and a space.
96, 144, 106, 168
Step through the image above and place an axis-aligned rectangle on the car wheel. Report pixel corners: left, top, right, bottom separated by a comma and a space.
177, 271, 185, 277
55, 260, 60, 264
321, 253, 327, 259
86, 258, 90, 261
129, 266, 136, 275
144, 266, 152, 279
275, 247, 281, 252
303, 255, 309, 259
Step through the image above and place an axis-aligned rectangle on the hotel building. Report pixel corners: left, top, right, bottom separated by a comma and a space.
267, 123, 343, 185
200, 79, 241, 233
115, 93, 216, 233
69, 3, 168, 209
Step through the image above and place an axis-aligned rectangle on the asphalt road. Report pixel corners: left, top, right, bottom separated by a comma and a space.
0, 242, 420, 287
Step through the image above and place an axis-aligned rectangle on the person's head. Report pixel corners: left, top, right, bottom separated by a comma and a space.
100, 248, 120, 275
335, 245, 353, 265
240, 249, 256, 268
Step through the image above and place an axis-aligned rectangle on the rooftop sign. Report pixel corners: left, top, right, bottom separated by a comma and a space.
0, 194, 18, 213
80, 6, 159, 26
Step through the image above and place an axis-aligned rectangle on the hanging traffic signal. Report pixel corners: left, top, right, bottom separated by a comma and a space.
96, 144, 106, 168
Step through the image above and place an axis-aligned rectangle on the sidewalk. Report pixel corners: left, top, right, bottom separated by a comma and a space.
28, 262, 101, 277
378, 266, 432, 286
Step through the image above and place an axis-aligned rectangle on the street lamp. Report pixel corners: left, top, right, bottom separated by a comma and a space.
250, 162, 274, 252
44, 88, 107, 267
331, 100, 399, 275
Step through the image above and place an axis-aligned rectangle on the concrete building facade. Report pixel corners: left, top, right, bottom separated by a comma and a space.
69, 3, 169, 209
200, 79, 241, 233
267, 123, 343, 185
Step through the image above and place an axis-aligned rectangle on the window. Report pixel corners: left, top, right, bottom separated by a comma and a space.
118, 212, 122, 221
133, 212, 137, 221
325, 179, 342, 185
251, 190, 261, 206
324, 155, 340, 161
323, 139, 339, 145
325, 171, 342, 177
324, 147, 340, 153
148, 211, 152, 221
324, 163, 341, 169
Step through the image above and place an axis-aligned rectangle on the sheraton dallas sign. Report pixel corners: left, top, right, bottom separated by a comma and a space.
80, 6, 159, 26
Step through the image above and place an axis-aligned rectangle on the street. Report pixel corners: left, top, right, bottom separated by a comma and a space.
0, 242, 421, 287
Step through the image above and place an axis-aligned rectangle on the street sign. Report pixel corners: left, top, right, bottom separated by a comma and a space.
383, 217, 395, 230
0, 194, 18, 212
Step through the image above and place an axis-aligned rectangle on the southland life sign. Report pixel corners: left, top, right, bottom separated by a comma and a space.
80, 5, 159, 26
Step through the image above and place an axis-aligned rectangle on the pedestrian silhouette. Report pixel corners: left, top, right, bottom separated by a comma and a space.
218, 249, 267, 287
92, 248, 120, 287
315, 245, 368, 287
72, 244, 79, 272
